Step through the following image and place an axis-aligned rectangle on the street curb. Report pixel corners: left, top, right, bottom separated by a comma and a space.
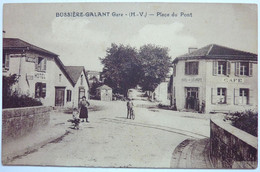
2, 130, 69, 165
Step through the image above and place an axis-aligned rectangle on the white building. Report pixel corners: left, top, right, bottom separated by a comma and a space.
171, 44, 258, 113
3, 38, 89, 108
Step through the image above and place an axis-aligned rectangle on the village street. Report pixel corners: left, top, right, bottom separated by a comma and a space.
8, 98, 212, 168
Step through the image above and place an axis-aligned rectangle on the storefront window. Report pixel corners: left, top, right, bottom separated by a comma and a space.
239, 88, 249, 105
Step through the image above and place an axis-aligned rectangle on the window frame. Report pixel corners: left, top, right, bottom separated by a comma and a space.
185, 61, 199, 75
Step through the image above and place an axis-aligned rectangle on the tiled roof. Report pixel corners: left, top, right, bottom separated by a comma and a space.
65, 66, 90, 87
174, 44, 257, 62
97, 85, 112, 90
3, 38, 58, 56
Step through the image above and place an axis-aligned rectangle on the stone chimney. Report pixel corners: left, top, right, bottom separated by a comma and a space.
188, 47, 197, 54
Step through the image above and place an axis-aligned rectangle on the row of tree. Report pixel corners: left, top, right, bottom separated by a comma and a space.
100, 43, 172, 96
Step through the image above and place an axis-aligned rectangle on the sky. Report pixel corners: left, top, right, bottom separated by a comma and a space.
3, 3, 257, 71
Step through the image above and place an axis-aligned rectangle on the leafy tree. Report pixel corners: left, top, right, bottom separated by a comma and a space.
138, 44, 171, 92
100, 43, 142, 96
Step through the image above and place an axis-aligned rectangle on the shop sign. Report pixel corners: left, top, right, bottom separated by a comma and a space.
222, 78, 244, 83
34, 72, 47, 80
182, 78, 202, 82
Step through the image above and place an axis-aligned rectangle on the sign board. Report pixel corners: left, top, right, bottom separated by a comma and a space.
222, 78, 244, 83
182, 78, 203, 82
34, 72, 47, 80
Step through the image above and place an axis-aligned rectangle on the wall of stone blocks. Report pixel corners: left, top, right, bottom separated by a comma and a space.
2, 106, 52, 144
210, 119, 257, 169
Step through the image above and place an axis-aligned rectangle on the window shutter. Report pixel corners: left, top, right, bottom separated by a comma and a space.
211, 88, 217, 104
226, 61, 231, 75
35, 57, 39, 71
185, 62, 188, 75
43, 58, 47, 71
226, 89, 231, 105
235, 62, 240, 76
234, 88, 239, 105
212, 61, 217, 76
5, 54, 10, 69
249, 63, 253, 76
41, 83, 46, 98
249, 89, 254, 105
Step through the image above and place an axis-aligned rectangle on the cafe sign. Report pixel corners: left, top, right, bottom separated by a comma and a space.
222, 78, 244, 83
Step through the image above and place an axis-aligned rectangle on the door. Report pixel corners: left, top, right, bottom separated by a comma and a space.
185, 87, 199, 110
55, 87, 65, 106
78, 87, 85, 106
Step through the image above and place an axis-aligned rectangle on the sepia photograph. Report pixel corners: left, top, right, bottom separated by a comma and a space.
1, 1, 258, 170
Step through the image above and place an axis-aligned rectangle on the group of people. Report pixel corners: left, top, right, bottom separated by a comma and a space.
69, 96, 136, 130
69, 96, 90, 130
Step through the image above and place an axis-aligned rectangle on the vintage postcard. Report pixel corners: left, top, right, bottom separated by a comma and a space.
1, 1, 258, 170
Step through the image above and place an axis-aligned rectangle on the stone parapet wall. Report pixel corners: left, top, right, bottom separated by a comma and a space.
2, 106, 52, 144
210, 119, 257, 169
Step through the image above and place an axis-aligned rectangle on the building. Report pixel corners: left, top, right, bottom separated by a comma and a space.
65, 66, 90, 107
3, 38, 89, 108
96, 85, 112, 101
171, 44, 257, 113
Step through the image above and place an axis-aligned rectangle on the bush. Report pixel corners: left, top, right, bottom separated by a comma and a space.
3, 74, 42, 108
225, 110, 258, 137
3, 94, 42, 109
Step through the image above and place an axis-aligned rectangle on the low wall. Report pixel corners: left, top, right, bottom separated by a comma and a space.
210, 119, 257, 169
2, 106, 52, 144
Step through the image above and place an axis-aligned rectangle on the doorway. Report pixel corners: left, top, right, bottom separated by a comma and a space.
55, 87, 65, 106
185, 87, 199, 111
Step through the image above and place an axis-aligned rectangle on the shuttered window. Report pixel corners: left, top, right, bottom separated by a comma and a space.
234, 88, 251, 105
212, 61, 230, 76
35, 57, 47, 72
212, 87, 229, 104
3, 54, 10, 69
185, 61, 199, 75
235, 62, 253, 76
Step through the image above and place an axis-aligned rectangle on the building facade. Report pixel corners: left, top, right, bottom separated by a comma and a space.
96, 85, 112, 101
172, 44, 257, 113
3, 38, 89, 108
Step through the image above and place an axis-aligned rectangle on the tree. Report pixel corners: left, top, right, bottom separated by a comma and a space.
138, 44, 171, 92
100, 43, 142, 96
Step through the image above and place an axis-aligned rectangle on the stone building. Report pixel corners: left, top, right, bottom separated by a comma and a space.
171, 44, 257, 113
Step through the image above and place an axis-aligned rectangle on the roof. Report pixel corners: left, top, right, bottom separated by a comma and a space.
3, 38, 58, 56
173, 44, 257, 63
97, 85, 112, 90
65, 66, 90, 87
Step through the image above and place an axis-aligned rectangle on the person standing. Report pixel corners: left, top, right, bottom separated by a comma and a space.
127, 99, 133, 119
79, 96, 90, 122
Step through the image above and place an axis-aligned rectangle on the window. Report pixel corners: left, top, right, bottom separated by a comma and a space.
185, 62, 199, 75
3, 54, 10, 69
239, 88, 249, 105
35, 57, 47, 72
235, 62, 253, 76
67, 90, 72, 102
80, 74, 83, 85
213, 61, 230, 76
217, 88, 226, 104
35, 82, 46, 98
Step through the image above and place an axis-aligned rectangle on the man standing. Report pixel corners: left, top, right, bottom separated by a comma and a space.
127, 99, 133, 119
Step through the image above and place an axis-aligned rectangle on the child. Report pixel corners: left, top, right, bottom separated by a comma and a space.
68, 108, 80, 130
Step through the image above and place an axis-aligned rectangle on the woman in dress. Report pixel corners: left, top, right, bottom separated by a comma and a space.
79, 96, 90, 122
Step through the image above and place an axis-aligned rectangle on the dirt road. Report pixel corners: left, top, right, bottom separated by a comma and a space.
9, 100, 210, 168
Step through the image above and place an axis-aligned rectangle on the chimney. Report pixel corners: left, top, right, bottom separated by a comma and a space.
188, 47, 197, 54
